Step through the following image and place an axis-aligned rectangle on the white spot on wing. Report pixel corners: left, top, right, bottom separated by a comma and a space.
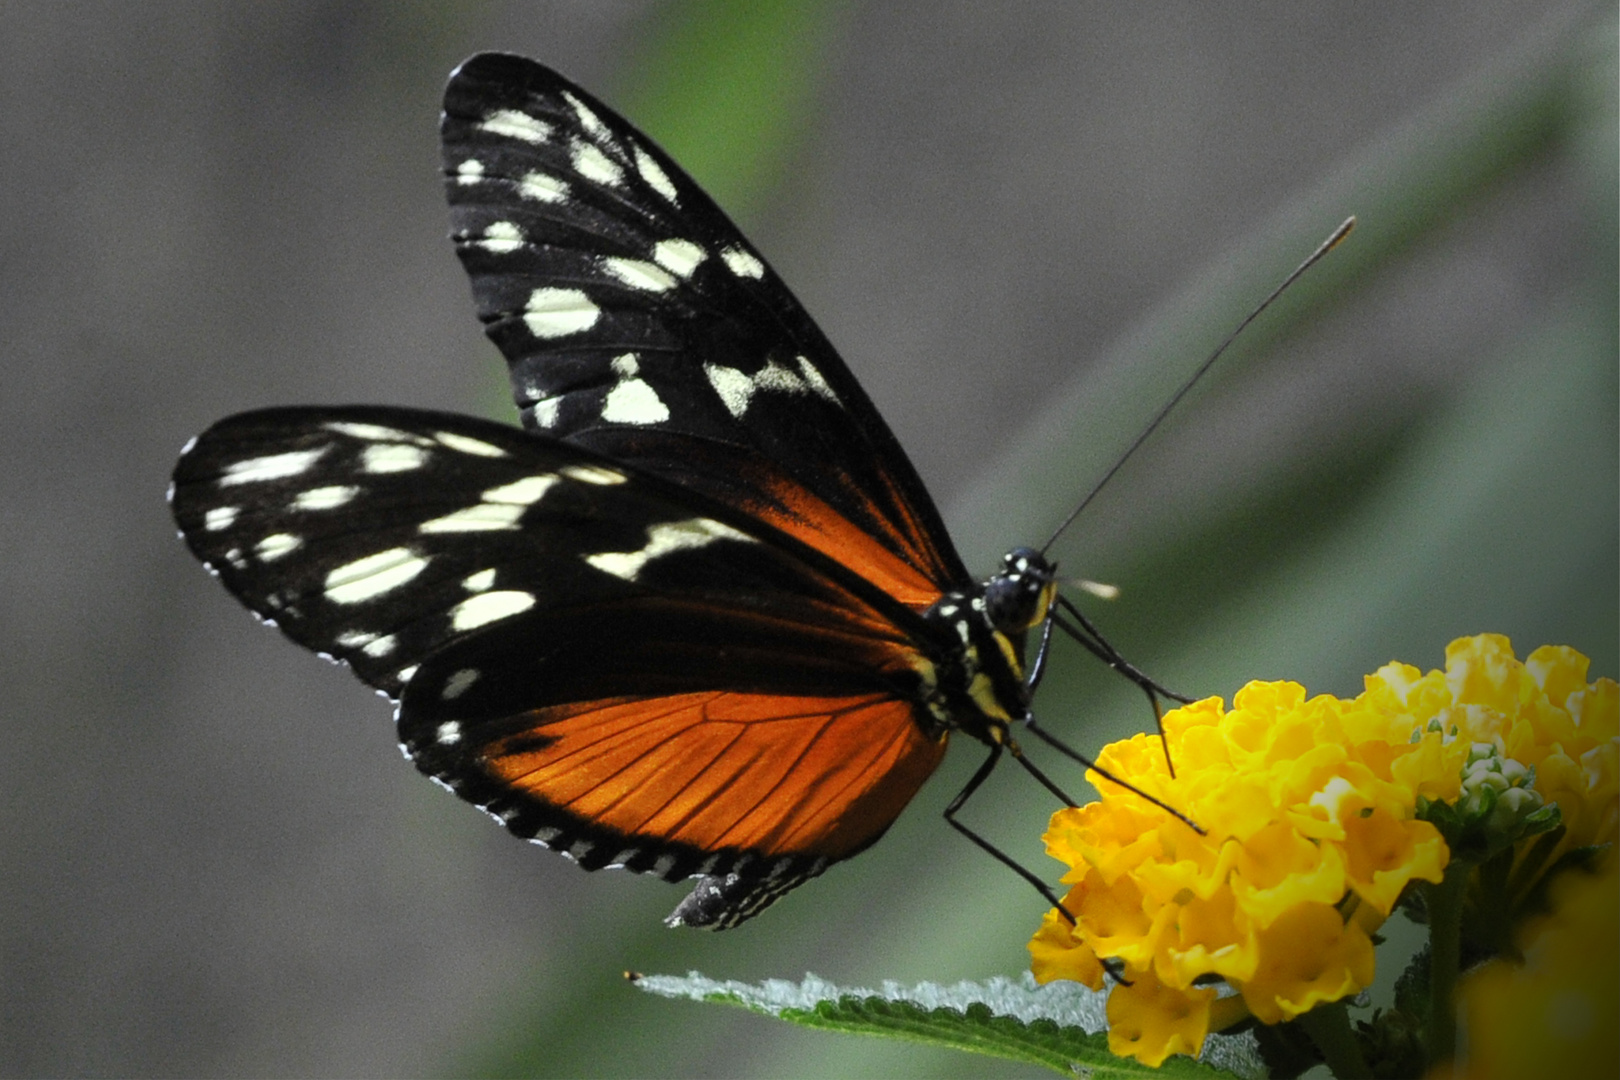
601, 380, 669, 425
362, 634, 397, 658
796, 356, 840, 405
721, 246, 765, 279
336, 630, 377, 648
204, 506, 238, 531
434, 432, 507, 458
462, 569, 496, 592
325, 422, 430, 445
518, 170, 569, 203
571, 140, 623, 187
454, 158, 484, 184
702, 359, 810, 418
562, 91, 610, 140
600, 354, 669, 425
477, 221, 524, 254
653, 239, 705, 278
450, 590, 536, 631
584, 518, 755, 581
704, 363, 754, 419
523, 288, 599, 339
255, 533, 301, 561
633, 146, 678, 202
220, 447, 327, 486
480, 108, 551, 144
324, 547, 430, 605
602, 257, 676, 293
396, 664, 419, 684
483, 474, 560, 505
441, 668, 480, 700
532, 397, 561, 428
292, 485, 358, 511
436, 721, 462, 746
753, 360, 807, 394
362, 443, 428, 474
419, 468, 562, 532
419, 503, 525, 533
559, 464, 624, 485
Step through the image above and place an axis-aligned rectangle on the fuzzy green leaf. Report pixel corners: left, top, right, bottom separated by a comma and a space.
631, 971, 1260, 1078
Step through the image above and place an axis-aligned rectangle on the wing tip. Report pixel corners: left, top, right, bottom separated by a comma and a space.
445, 52, 574, 114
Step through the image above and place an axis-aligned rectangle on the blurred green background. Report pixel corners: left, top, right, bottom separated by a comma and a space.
1, 3, 1612, 1077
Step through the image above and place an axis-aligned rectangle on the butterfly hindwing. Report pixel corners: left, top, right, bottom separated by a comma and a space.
400, 683, 946, 928
441, 53, 970, 596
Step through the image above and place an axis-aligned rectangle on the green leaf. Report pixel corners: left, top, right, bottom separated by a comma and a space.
631, 971, 1260, 1078
783, 996, 1119, 1077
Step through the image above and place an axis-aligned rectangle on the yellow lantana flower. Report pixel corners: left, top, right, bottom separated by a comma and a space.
1029, 635, 1617, 1069
1448, 637, 1618, 899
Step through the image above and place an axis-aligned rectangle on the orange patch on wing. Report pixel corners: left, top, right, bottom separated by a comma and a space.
483, 692, 948, 858
756, 478, 946, 611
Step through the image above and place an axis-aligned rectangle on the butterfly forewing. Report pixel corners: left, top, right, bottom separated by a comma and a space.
173, 405, 930, 694
441, 53, 969, 595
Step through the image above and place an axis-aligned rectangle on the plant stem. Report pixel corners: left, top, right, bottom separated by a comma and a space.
1426, 860, 1472, 1065
1297, 1002, 1372, 1079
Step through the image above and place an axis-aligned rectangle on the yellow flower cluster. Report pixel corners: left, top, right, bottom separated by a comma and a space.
1448, 638, 1617, 892
1029, 635, 1617, 1068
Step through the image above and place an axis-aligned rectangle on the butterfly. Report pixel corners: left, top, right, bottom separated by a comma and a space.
170, 52, 1176, 930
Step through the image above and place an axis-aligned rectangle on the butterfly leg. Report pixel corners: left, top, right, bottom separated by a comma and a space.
942, 742, 1078, 923
1052, 594, 1190, 704
1017, 721, 1205, 835
1023, 610, 1058, 694
1050, 593, 1193, 776
942, 746, 1130, 984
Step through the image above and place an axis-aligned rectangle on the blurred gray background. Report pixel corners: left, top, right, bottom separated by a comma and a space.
2, 3, 1613, 1077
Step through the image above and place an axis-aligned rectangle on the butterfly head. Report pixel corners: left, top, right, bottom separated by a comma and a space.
983, 547, 1057, 636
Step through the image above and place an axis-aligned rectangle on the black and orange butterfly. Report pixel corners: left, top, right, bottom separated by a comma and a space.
170, 53, 1180, 929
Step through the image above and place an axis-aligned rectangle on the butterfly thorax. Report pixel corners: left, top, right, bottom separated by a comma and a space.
916, 547, 1057, 743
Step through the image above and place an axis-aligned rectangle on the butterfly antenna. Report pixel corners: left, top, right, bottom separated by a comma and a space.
1040, 216, 1355, 555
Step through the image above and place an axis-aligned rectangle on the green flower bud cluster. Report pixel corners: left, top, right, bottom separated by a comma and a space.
1416, 740, 1561, 865
1458, 742, 1544, 835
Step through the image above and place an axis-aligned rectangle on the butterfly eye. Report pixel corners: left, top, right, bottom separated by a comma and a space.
985, 576, 1035, 633
984, 549, 1054, 634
